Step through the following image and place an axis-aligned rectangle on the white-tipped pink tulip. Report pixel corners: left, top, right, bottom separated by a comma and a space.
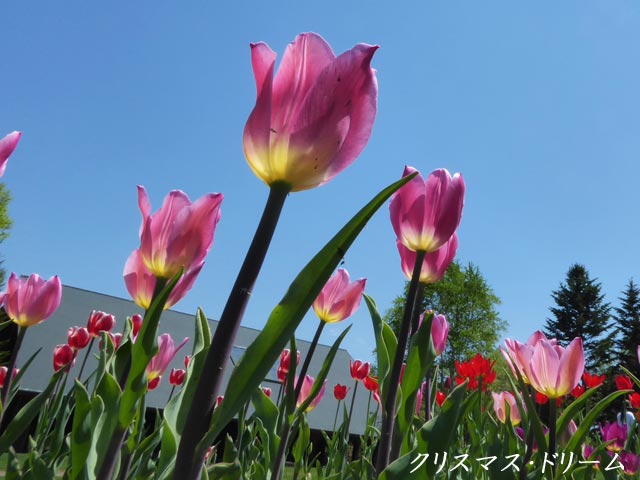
313, 269, 366, 323
243, 33, 378, 192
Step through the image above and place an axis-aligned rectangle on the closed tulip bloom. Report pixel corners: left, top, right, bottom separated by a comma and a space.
390, 166, 465, 253
313, 269, 366, 323
146, 334, 189, 390
363, 375, 378, 392
67, 326, 91, 350
491, 391, 521, 426
397, 235, 458, 284
296, 375, 327, 412
137, 186, 222, 279
261, 386, 272, 398
421, 312, 449, 356
515, 337, 584, 399
169, 368, 186, 387
53, 344, 75, 372
124, 249, 204, 310
350, 359, 370, 381
334, 384, 348, 401
435, 391, 446, 407
0, 366, 18, 388
243, 33, 378, 192
130, 314, 143, 339
1, 273, 62, 328
86, 310, 115, 337
0, 131, 21, 177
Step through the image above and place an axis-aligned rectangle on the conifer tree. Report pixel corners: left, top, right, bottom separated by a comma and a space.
613, 279, 640, 378
544, 264, 613, 372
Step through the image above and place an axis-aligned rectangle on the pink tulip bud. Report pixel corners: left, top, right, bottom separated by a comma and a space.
243, 33, 378, 192
261, 386, 272, 398
184, 355, 191, 369
296, 375, 326, 412
216, 396, 224, 408
53, 344, 75, 372
0, 366, 19, 388
422, 313, 449, 356
278, 349, 300, 382
137, 186, 222, 279
350, 359, 371, 381
2, 273, 62, 328
397, 235, 458, 284
87, 310, 115, 337
130, 314, 143, 338
67, 326, 91, 350
390, 166, 465, 253
169, 368, 186, 386
313, 269, 366, 323
491, 391, 521, 426
415, 382, 426, 415
0, 131, 21, 177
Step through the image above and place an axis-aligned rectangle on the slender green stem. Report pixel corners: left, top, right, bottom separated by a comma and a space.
167, 385, 176, 404
424, 371, 431, 421
332, 400, 341, 433
548, 399, 557, 477
0, 326, 26, 427
77, 337, 95, 382
294, 321, 325, 400
376, 249, 425, 473
409, 284, 425, 337
174, 184, 289, 480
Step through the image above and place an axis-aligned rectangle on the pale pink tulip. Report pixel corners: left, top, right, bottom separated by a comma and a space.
390, 166, 465, 253
397, 235, 458, 284
501, 331, 557, 383
514, 337, 584, 399
123, 249, 203, 310
1, 273, 62, 328
491, 391, 521, 425
296, 375, 327, 412
137, 186, 222, 279
0, 131, 21, 177
243, 33, 378, 192
146, 334, 189, 390
312, 269, 366, 323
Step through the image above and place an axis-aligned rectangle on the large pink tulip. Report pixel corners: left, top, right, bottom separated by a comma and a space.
124, 249, 203, 310
491, 391, 521, 425
501, 331, 557, 384
146, 334, 189, 390
1, 273, 62, 328
296, 375, 327, 412
137, 186, 222, 279
0, 131, 21, 177
397, 235, 458, 284
312, 269, 366, 323
390, 166, 465, 253
243, 33, 378, 192
514, 337, 584, 399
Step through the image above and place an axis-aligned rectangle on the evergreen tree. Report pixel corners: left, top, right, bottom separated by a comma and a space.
544, 264, 613, 373
613, 279, 640, 378
384, 261, 506, 378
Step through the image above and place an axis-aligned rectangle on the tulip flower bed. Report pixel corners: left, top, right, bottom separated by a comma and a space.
0, 32, 638, 480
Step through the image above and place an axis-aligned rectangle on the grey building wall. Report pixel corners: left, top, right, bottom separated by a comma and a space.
16, 285, 376, 434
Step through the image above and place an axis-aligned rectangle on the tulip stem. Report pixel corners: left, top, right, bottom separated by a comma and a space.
548, 400, 557, 477
0, 326, 26, 428
174, 183, 289, 480
77, 337, 95, 382
376, 249, 425, 473
294, 321, 325, 400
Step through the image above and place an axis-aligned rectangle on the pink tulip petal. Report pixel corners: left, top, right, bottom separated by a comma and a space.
390, 166, 427, 250
556, 337, 584, 395
327, 278, 366, 321
123, 250, 155, 309
528, 340, 561, 396
166, 262, 204, 309
0, 132, 21, 177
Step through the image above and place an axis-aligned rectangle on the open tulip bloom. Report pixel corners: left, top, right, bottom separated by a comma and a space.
313, 268, 366, 323
243, 32, 378, 192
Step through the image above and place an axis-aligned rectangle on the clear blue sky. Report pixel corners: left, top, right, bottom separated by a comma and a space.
2, 1, 639, 363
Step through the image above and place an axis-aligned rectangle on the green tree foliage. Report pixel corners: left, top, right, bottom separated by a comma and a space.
613, 278, 640, 378
0, 183, 13, 365
544, 264, 613, 373
383, 261, 506, 379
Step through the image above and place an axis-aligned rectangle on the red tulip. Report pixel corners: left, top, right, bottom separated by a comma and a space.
629, 392, 640, 409
390, 166, 465, 254
278, 349, 300, 382
0, 131, 21, 177
570, 384, 585, 398
87, 310, 115, 337
397, 235, 458, 284
615, 374, 634, 391
1, 273, 62, 328
169, 368, 186, 387
363, 375, 378, 392
0, 366, 18, 388
313, 269, 366, 323
130, 314, 143, 339
53, 344, 75, 372
243, 33, 378, 192
261, 386, 272, 398
350, 360, 370, 381
583, 372, 606, 389
455, 354, 496, 391
333, 384, 348, 401
137, 186, 222, 279
435, 391, 446, 407
67, 326, 91, 350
